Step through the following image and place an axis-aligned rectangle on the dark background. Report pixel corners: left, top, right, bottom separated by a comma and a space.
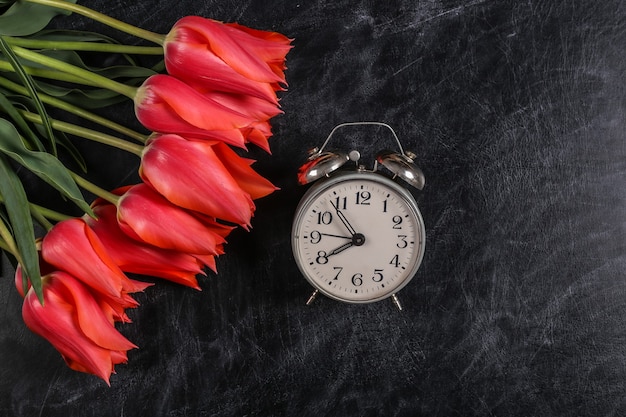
1, 0, 625, 416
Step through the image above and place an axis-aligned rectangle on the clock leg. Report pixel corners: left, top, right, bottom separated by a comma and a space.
306, 289, 319, 305
391, 294, 403, 311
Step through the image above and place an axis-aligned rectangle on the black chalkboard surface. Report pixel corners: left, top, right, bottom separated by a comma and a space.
1, 0, 624, 416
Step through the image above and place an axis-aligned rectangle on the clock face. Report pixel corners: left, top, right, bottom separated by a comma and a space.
292, 171, 425, 303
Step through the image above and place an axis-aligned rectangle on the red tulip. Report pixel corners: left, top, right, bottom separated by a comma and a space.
40, 219, 149, 323
140, 134, 256, 226
85, 203, 208, 290
21, 271, 137, 385
242, 120, 274, 153
207, 91, 283, 122
212, 142, 278, 200
164, 16, 292, 104
15, 264, 27, 298
14, 241, 50, 298
117, 183, 233, 255
134, 74, 257, 147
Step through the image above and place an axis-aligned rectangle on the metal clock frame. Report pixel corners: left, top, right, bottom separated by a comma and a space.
291, 169, 426, 308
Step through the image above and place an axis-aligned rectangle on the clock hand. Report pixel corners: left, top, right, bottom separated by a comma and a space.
320, 232, 352, 239
326, 232, 366, 258
326, 241, 354, 257
331, 201, 357, 236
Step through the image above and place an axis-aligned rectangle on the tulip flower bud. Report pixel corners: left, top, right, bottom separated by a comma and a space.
140, 134, 257, 226
164, 16, 292, 104
85, 203, 207, 290
134, 74, 255, 147
21, 272, 137, 385
117, 184, 233, 255
40, 219, 148, 323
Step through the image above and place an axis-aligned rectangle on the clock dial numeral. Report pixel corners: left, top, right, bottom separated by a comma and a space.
333, 268, 387, 287
333, 266, 343, 280
351, 273, 363, 286
392, 215, 403, 229
372, 269, 384, 282
396, 234, 408, 248
317, 211, 333, 225
310, 230, 322, 244
334, 196, 347, 210
383, 199, 388, 213
355, 190, 371, 205
389, 254, 400, 267
316, 251, 328, 264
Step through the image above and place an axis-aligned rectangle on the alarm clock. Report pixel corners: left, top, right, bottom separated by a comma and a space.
291, 122, 426, 309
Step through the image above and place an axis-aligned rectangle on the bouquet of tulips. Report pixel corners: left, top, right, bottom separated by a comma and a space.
0, 0, 291, 384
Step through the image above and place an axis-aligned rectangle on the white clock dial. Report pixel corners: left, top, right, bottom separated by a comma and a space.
292, 171, 425, 303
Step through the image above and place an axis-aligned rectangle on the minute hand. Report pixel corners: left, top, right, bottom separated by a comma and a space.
332, 203, 357, 236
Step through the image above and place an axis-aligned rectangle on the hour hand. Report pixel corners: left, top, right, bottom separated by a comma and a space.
327, 241, 353, 257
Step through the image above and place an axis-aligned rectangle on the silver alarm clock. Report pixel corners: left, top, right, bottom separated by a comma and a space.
291, 122, 426, 309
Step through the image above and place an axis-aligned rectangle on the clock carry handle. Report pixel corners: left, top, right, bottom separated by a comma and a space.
297, 122, 425, 190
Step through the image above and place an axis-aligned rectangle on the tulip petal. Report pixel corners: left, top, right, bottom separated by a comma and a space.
48, 272, 137, 352
224, 22, 293, 82
41, 219, 141, 316
165, 41, 279, 104
170, 16, 286, 84
206, 91, 283, 121
242, 121, 273, 152
136, 74, 253, 129
212, 142, 278, 200
117, 184, 231, 255
22, 273, 136, 384
140, 135, 254, 225
86, 204, 205, 290
193, 253, 218, 273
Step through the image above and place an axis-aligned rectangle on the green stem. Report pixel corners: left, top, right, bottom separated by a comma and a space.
0, 216, 20, 260
3, 36, 164, 55
30, 203, 73, 223
30, 203, 74, 222
0, 237, 13, 254
0, 59, 102, 88
0, 76, 148, 143
19, 110, 144, 156
29, 206, 55, 231
21, 0, 166, 45
69, 170, 120, 206
0, 192, 73, 227
10, 46, 137, 98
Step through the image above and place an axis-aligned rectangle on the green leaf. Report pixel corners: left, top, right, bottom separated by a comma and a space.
4, 93, 88, 171
0, 118, 93, 216
0, 153, 42, 302
0, 235, 20, 270
0, 208, 28, 295
0, 0, 78, 36
0, 90, 45, 151
0, 36, 57, 154
28, 79, 127, 109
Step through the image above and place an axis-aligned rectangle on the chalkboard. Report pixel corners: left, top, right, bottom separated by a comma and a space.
1, 0, 624, 416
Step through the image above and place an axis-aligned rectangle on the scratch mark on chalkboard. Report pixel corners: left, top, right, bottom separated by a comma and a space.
37, 369, 61, 417
438, 0, 491, 22
392, 57, 423, 77
411, 0, 492, 28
